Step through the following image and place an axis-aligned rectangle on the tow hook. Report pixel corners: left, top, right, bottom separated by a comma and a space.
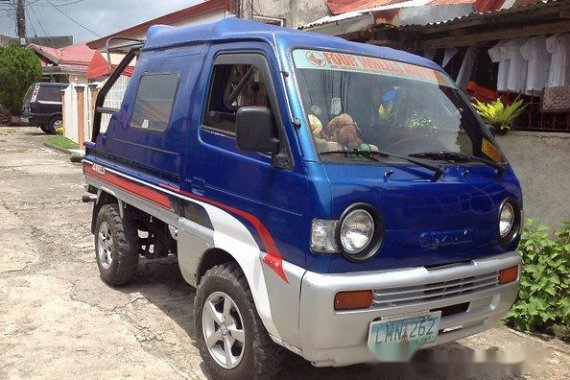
82, 194, 97, 203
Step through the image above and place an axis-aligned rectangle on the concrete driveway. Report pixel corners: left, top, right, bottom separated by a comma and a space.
0, 127, 568, 380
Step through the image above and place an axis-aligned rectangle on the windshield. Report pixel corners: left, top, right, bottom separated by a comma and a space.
292, 49, 505, 164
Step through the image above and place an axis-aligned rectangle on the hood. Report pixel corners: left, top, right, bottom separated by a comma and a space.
311, 162, 522, 273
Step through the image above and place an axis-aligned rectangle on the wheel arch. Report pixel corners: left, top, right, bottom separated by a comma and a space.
196, 248, 238, 285
91, 190, 119, 234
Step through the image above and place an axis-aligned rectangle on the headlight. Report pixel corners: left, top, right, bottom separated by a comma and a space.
499, 202, 515, 238
311, 219, 338, 253
340, 209, 374, 253
498, 199, 521, 246
337, 205, 384, 262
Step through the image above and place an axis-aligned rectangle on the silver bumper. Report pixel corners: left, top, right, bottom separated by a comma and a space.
296, 251, 521, 367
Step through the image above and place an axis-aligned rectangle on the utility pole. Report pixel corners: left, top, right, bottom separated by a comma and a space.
17, 0, 26, 45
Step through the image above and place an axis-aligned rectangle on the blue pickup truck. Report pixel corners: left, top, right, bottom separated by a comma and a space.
83, 19, 522, 380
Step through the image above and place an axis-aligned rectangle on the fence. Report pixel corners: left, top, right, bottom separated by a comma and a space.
62, 75, 131, 147
62, 82, 93, 147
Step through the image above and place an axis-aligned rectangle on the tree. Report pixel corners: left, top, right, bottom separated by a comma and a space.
0, 44, 42, 115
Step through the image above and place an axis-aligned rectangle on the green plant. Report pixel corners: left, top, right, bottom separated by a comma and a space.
46, 135, 79, 150
507, 220, 570, 339
55, 126, 64, 136
0, 44, 42, 115
406, 112, 437, 130
472, 98, 526, 133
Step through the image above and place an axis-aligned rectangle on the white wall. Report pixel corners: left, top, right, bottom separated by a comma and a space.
495, 131, 570, 230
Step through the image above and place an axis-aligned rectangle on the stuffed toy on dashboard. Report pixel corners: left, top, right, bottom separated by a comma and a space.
328, 113, 362, 150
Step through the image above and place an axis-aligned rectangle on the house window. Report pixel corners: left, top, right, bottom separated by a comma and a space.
205, 64, 270, 135
131, 73, 179, 132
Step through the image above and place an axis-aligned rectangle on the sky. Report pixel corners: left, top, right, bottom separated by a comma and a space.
0, 0, 203, 44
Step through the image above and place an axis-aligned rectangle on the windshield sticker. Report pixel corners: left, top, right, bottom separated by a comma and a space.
294, 49, 452, 87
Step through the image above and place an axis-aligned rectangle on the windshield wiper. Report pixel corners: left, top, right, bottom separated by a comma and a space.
320, 150, 444, 180
408, 151, 505, 173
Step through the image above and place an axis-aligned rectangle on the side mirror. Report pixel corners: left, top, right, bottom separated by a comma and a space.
236, 106, 280, 154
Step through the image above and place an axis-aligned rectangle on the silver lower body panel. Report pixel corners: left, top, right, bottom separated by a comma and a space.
293, 251, 520, 367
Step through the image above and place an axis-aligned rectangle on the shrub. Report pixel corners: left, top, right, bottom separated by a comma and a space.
55, 126, 64, 136
0, 44, 42, 115
507, 221, 570, 339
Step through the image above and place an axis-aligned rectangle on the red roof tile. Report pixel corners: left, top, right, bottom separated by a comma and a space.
29, 42, 96, 73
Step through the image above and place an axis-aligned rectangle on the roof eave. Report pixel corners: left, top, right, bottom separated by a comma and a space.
302, 13, 374, 35
86, 0, 232, 50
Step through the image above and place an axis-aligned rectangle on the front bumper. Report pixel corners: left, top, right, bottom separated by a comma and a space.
296, 251, 520, 367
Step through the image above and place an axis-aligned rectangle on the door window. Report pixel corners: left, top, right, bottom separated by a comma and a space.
205, 64, 270, 134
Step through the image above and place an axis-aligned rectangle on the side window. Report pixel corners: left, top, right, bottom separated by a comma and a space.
205, 64, 270, 134
39, 86, 63, 103
131, 73, 179, 132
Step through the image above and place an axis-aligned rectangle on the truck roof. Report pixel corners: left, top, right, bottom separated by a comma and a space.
143, 18, 441, 71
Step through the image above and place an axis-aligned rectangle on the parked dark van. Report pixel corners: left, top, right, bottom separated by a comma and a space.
21, 82, 67, 134
83, 19, 523, 379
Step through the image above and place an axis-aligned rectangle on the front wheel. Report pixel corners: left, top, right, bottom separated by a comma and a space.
94, 203, 139, 286
195, 263, 285, 380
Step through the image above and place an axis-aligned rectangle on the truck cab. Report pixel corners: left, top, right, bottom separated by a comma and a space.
83, 19, 522, 380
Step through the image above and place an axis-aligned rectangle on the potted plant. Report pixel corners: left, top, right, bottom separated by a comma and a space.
472, 98, 526, 135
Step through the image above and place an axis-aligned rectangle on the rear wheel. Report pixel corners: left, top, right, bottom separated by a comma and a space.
46, 116, 62, 134
95, 203, 139, 286
195, 263, 285, 380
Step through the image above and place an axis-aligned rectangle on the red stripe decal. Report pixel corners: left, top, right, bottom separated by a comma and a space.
84, 164, 171, 209
160, 184, 288, 283
84, 162, 287, 283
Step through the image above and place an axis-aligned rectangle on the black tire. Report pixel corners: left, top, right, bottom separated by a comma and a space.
46, 116, 62, 134
195, 263, 285, 380
94, 203, 139, 286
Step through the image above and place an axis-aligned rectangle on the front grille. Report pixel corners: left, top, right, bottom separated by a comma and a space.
373, 272, 499, 308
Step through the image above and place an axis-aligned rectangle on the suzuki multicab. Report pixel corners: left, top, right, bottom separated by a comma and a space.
83, 19, 522, 380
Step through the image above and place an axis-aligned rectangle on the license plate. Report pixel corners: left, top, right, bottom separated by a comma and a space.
21, 117, 29, 123
367, 311, 441, 361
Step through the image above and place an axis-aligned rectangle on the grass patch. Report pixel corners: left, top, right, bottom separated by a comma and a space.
46, 135, 79, 150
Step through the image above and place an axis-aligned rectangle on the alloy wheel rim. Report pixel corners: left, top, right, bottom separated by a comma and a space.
201, 291, 246, 369
53, 119, 63, 130
97, 221, 113, 270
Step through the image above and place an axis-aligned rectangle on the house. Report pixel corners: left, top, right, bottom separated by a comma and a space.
85, 0, 329, 78
27, 43, 99, 83
301, 0, 570, 132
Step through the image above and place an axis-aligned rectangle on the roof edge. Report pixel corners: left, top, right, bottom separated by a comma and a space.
87, 0, 232, 50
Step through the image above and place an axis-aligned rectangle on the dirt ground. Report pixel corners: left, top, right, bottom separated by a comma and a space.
0, 126, 568, 380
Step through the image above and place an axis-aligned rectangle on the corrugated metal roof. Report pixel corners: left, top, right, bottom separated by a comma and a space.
300, 11, 367, 29
301, 0, 478, 30
302, 0, 556, 31
398, 0, 559, 29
